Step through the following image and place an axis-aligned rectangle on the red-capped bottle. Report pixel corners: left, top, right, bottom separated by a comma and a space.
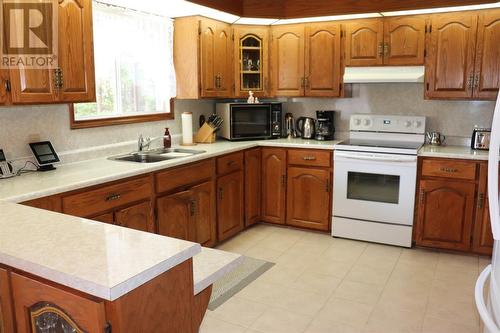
163, 128, 172, 148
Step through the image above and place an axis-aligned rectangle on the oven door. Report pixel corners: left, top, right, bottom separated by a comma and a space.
231, 104, 272, 139
334, 151, 418, 226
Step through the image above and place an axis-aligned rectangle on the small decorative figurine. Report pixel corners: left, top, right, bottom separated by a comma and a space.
247, 91, 255, 104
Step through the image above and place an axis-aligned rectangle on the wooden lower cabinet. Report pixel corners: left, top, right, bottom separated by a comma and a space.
192, 181, 217, 247
0, 268, 15, 333
472, 163, 495, 255
245, 148, 262, 227
115, 201, 153, 232
217, 171, 244, 242
286, 167, 331, 231
157, 181, 217, 247
416, 179, 476, 251
22, 196, 62, 212
11, 273, 106, 333
92, 212, 115, 224
261, 148, 287, 224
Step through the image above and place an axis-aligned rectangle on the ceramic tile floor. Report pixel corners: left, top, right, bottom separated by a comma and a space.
200, 224, 491, 333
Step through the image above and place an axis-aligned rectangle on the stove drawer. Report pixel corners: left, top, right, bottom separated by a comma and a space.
421, 159, 477, 180
288, 149, 331, 168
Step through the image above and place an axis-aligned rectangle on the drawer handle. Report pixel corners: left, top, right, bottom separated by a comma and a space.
303, 156, 317, 161
105, 193, 121, 202
440, 167, 458, 173
227, 160, 237, 167
478, 193, 485, 209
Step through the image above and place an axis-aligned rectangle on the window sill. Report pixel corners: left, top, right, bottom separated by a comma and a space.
69, 100, 174, 129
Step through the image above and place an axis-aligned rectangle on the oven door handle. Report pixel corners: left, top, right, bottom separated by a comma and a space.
335, 152, 417, 163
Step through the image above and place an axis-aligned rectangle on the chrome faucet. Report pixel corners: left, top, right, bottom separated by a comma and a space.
138, 134, 167, 152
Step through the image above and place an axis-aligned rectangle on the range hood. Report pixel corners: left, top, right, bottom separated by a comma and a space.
343, 66, 425, 83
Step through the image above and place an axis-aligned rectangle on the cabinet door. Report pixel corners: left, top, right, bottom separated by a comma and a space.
286, 167, 331, 231
233, 26, 270, 98
217, 171, 244, 242
245, 148, 262, 227
472, 163, 495, 255
0, 269, 15, 333
192, 181, 217, 247
384, 16, 427, 65
200, 19, 219, 98
416, 179, 476, 251
270, 24, 305, 97
304, 22, 341, 97
9, 68, 56, 104
474, 9, 500, 100
115, 201, 154, 233
57, 0, 95, 102
345, 19, 384, 66
200, 19, 232, 98
425, 12, 478, 99
157, 191, 195, 241
92, 212, 115, 224
11, 273, 106, 333
214, 21, 233, 97
261, 148, 287, 225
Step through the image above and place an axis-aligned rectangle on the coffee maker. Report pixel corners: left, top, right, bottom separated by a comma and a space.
315, 111, 335, 141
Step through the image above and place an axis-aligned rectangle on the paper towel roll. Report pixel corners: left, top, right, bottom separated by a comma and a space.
181, 112, 193, 145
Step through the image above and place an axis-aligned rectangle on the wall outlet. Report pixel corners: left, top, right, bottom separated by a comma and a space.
28, 134, 41, 143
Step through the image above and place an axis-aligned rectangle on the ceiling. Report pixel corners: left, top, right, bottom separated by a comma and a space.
187, 0, 499, 18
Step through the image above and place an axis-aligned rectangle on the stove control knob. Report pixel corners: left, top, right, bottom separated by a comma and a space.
363, 119, 371, 127
353, 118, 361, 126
413, 120, 421, 128
404, 121, 412, 128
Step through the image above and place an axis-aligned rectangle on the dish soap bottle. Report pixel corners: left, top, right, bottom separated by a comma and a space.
163, 128, 172, 148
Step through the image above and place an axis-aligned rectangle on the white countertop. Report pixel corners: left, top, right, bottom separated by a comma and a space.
0, 138, 340, 203
418, 144, 490, 161
0, 201, 201, 301
193, 247, 243, 295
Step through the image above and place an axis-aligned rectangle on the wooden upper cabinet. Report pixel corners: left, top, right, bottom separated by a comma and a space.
474, 9, 500, 100
261, 148, 287, 225
115, 201, 153, 233
345, 19, 384, 66
416, 179, 476, 251
425, 12, 478, 99
217, 171, 244, 242
57, 0, 95, 102
199, 18, 233, 98
9, 0, 95, 104
245, 148, 262, 227
234, 26, 270, 98
383, 16, 427, 65
304, 22, 342, 97
270, 24, 305, 96
286, 167, 331, 231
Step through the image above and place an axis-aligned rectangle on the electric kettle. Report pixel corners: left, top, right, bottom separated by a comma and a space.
296, 117, 316, 139
426, 132, 446, 146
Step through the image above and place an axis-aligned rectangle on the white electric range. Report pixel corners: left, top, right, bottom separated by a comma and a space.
333, 114, 426, 247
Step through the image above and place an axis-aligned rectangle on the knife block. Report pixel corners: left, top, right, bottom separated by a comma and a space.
194, 123, 216, 143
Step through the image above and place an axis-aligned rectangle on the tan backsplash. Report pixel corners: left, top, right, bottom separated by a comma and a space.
0, 83, 496, 163
0, 99, 215, 162
286, 84, 496, 144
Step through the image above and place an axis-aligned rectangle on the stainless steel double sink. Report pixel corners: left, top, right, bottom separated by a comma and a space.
109, 147, 206, 163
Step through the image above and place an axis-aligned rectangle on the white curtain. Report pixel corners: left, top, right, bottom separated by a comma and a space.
92, 2, 176, 116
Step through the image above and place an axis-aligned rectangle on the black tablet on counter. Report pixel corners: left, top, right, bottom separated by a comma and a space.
29, 141, 60, 171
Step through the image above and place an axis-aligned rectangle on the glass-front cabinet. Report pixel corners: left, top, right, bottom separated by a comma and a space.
233, 26, 270, 98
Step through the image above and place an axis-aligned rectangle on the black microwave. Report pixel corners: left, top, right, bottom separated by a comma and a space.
215, 103, 282, 141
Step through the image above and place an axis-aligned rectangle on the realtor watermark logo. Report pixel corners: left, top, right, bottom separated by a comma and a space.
1, 0, 58, 68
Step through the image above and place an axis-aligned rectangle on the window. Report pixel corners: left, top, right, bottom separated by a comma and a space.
71, 2, 176, 128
